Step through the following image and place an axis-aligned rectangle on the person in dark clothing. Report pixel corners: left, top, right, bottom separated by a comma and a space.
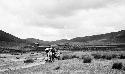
51, 47, 58, 61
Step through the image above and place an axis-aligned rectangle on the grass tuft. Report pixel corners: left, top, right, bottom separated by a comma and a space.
83, 56, 92, 63
112, 62, 123, 70
24, 59, 34, 63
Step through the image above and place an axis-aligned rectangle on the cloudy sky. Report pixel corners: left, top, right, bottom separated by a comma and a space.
0, 0, 125, 41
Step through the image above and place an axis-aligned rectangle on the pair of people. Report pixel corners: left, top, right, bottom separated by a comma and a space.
45, 47, 59, 62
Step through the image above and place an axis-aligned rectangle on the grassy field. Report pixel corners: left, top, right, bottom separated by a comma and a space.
0, 50, 125, 74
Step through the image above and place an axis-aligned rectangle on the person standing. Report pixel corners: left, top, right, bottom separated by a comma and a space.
45, 47, 51, 57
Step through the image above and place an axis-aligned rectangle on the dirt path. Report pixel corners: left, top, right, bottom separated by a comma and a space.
0, 61, 45, 72
0, 57, 46, 72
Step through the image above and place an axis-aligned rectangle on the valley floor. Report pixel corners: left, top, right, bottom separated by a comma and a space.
0, 51, 125, 74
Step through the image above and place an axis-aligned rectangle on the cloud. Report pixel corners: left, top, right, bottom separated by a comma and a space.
31, 0, 123, 17
0, 0, 125, 41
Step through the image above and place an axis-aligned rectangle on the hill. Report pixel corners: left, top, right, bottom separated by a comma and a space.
0, 29, 125, 47
0, 30, 26, 43
70, 30, 125, 44
0, 30, 29, 48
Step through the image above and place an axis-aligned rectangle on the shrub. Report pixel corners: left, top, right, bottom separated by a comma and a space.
112, 62, 123, 70
31, 52, 34, 54
71, 55, 79, 59
92, 54, 117, 60
92, 54, 102, 59
12, 52, 21, 55
0, 56, 6, 58
24, 59, 34, 63
16, 57, 20, 59
83, 56, 92, 63
61, 54, 80, 60
61, 55, 72, 60
122, 66, 125, 71
80, 55, 86, 59
119, 54, 125, 59
105, 55, 112, 60
111, 54, 117, 58
53, 66, 60, 70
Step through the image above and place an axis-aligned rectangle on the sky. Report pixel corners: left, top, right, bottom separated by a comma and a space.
0, 0, 125, 41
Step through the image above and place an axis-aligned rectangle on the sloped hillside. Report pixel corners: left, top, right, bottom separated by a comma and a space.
115, 30, 125, 43
0, 30, 28, 48
70, 30, 125, 43
0, 30, 25, 43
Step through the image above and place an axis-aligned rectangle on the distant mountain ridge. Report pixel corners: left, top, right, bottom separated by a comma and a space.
0, 30, 125, 46
26, 38, 50, 45
70, 30, 125, 43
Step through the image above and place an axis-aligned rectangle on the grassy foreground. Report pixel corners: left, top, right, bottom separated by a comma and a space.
0, 51, 125, 74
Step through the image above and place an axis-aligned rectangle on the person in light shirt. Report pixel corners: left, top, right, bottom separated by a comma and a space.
45, 47, 51, 57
